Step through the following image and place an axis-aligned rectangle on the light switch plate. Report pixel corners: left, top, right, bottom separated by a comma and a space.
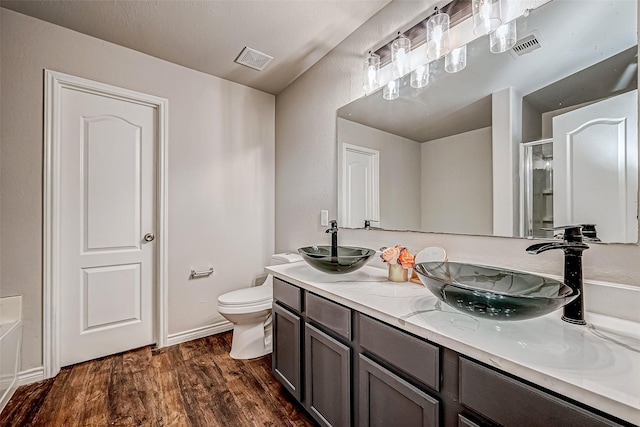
321, 210, 329, 226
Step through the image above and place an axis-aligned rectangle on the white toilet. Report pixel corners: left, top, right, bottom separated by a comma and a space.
217, 253, 303, 359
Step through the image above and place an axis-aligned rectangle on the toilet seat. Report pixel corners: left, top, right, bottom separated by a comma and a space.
217, 284, 272, 314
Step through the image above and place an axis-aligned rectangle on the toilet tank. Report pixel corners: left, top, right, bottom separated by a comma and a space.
271, 252, 303, 265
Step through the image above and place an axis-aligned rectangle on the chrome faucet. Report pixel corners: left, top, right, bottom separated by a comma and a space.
326, 220, 338, 259
526, 226, 589, 325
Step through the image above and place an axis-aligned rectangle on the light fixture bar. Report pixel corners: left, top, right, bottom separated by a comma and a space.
371, 0, 471, 68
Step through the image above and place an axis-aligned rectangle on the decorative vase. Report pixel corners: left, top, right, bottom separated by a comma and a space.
388, 263, 408, 282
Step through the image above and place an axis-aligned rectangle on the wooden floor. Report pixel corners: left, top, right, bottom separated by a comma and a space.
1, 332, 315, 426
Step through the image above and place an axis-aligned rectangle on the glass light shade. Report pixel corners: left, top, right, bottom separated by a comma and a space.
445, 45, 467, 73
410, 64, 430, 88
363, 51, 381, 93
383, 79, 400, 100
490, 20, 517, 54
472, 0, 502, 36
427, 12, 450, 60
391, 33, 412, 78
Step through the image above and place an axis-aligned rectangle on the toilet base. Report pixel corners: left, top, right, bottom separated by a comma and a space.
229, 319, 272, 360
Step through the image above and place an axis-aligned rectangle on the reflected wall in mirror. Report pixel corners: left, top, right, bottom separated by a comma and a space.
337, 0, 638, 243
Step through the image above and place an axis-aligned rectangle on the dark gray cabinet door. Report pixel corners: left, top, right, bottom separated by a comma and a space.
273, 302, 302, 401
459, 358, 625, 427
359, 355, 440, 427
305, 323, 351, 427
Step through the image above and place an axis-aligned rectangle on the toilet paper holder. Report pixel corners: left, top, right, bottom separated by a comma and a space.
190, 267, 214, 279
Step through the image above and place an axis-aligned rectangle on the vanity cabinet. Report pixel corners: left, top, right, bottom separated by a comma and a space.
273, 278, 354, 427
272, 277, 633, 427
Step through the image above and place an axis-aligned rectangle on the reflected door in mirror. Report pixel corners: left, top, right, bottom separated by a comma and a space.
553, 90, 638, 243
341, 144, 379, 228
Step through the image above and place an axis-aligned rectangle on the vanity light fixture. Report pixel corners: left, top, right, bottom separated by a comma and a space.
410, 63, 430, 88
490, 19, 517, 53
472, 0, 502, 36
391, 32, 412, 78
426, 7, 450, 60
383, 79, 400, 100
445, 45, 467, 73
363, 51, 381, 93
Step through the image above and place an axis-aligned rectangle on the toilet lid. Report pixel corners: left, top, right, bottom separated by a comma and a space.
218, 284, 272, 306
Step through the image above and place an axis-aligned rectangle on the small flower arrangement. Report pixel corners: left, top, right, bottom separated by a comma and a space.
380, 245, 415, 269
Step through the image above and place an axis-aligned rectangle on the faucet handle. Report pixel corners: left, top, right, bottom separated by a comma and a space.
542, 225, 584, 242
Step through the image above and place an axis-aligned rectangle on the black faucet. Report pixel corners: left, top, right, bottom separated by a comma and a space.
526, 226, 589, 325
326, 220, 338, 259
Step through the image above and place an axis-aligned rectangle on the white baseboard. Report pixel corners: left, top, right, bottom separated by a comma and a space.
17, 366, 45, 387
166, 320, 233, 347
0, 377, 17, 414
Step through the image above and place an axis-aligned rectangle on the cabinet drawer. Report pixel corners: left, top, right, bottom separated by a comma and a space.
305, 292, 351, 340
273, 277, 302, 312
359, 355, 439, 427
459, 358, 624, 427
359, 315, 440, 391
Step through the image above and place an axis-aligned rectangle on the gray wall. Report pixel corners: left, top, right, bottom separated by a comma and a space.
274, 1, 640, 290
1, 9, 275, 371
421, 127, 493, 235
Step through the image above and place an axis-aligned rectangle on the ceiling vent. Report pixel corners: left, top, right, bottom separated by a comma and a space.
235, 47, 274, 71
510, 31, 542, 58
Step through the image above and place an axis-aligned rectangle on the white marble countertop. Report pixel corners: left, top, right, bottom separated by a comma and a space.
266, 263, 640, 425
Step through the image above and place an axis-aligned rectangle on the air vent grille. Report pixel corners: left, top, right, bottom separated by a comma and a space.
511, 32, 542, 57
235, 47, 274, 71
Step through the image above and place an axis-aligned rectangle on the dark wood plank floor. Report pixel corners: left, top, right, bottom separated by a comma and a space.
1, 332, 315, 427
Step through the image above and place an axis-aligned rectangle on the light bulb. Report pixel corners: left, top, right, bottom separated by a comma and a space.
410, 63, 430, 88
383, 79, 399, 100
433, 25, 443, 44
396, 48, 406, 76
391, 33, 411, 78
473, 0, 502, 36
480, 1, 492, 26
367, 66, 376, 83
445, 45, 467, 73
363, 51, 380, 93
427, 10, 450, 60
490, 20, 517, 53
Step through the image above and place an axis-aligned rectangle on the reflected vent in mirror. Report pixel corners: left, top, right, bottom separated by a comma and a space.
510, 31, 542, 58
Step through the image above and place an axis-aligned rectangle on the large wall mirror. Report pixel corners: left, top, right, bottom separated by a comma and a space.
337, 0, 638, 244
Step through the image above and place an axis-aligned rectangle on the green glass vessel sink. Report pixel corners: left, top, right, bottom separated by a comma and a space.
298, 246, 376, 274
413, 261, 578, 321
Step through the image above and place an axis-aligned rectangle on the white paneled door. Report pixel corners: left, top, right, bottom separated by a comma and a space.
58, 82, 157, 367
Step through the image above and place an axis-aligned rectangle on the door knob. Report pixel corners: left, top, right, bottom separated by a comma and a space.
143, 233, 155, 242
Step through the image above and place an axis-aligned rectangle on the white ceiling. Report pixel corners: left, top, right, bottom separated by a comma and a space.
0, 0, 391, 95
